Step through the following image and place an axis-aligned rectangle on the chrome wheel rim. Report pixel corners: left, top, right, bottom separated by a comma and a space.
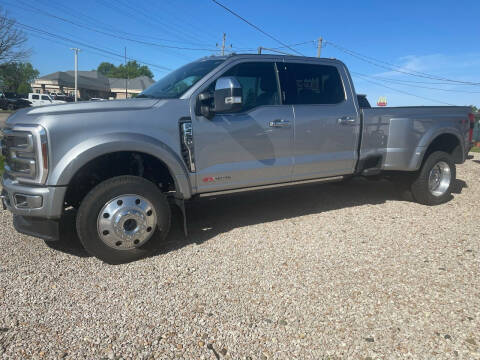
428, 161, 451, 197
97, 194, 157, 250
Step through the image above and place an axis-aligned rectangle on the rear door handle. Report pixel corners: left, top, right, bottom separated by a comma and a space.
269, 119, 291, 128
337, 116, 356, 125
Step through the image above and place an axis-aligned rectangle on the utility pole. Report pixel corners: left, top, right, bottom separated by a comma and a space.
221, 32, 226, 55
216, 33, 231, 55
124, 47, 128, 99
317, 37, 323, 58
70, 48, 80, 102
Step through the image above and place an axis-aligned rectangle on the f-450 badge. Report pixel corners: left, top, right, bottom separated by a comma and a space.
202, 175, 232, 183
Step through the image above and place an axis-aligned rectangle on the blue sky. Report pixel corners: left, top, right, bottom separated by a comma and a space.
2, 0, 479, 106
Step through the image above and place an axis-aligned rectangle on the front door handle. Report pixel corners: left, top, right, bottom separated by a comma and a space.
337, 116, 356, 125
269, 119, 291, 128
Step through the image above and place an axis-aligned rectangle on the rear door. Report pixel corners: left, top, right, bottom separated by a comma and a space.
192, 61, 294, 192
278, 61, 360, 179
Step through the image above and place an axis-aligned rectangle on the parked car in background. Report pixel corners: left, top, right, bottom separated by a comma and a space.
1, 54, 475, 264
26, 93, 67, 107
52, 94, 74, 102
89, 98, 106, 101
0, 92, 32, 110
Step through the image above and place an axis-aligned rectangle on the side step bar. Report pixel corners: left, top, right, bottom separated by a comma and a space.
198, 176, 345, 198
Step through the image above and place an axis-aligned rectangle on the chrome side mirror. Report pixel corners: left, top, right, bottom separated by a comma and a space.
214, 76, 243, 113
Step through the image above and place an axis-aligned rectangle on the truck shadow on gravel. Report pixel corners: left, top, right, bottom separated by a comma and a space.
157, 177, 467, 256
45, 177, 467, 260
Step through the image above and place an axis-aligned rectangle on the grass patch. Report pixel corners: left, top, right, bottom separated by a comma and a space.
471, 147, 480, 153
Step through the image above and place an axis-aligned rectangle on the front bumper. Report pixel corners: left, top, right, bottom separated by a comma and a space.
1, 176, 67, 219
13, 215, 60, 241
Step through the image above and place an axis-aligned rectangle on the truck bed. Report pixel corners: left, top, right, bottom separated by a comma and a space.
359, 106, 471, 171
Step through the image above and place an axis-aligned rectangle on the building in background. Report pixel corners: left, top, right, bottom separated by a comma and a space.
108, 76, 155, 99
31, 71, 154, 100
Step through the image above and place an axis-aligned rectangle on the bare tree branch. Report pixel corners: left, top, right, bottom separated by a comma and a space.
0, 7, 31, 63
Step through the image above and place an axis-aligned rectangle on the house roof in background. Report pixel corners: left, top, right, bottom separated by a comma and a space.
108, 76, 155, 91
35, 71, 154, 92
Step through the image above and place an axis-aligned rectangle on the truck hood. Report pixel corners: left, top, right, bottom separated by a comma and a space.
24, 98, 160, 116
5, 98, 162, 127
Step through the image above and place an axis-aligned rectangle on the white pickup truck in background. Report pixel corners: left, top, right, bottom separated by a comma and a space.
25, 93, 67, 107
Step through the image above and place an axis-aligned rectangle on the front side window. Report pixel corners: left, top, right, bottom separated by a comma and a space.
139, 59, 225, 99
219, 62, 280, 112
280, 63, 345, 105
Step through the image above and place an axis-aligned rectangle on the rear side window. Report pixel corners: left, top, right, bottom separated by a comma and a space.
280, 63, 345, 105
32, 95, 39, 100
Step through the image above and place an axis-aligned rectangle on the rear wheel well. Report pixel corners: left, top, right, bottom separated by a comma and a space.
65, 151, 176, 208
424, 134, 462, 164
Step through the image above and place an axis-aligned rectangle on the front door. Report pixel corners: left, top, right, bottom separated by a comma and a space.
192, 61, 294, 193
278, 62, 360, 179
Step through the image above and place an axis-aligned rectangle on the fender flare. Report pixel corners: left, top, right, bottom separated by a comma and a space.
413, 127, 464, 169
48, 133, 192, 199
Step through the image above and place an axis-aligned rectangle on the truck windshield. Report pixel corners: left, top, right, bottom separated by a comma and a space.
138, 59, 225, 99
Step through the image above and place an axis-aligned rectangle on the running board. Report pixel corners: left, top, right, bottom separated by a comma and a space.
198, 176, 345, 197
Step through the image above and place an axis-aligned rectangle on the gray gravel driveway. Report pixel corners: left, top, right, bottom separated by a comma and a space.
1, 155, 479, 359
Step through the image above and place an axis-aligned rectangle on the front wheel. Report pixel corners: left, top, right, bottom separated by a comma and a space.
410, 151, 456, 205
76, 176, 171, 264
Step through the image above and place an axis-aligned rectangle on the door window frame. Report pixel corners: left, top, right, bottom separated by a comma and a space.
276, 61, 349, 107
192, 59, 285, 116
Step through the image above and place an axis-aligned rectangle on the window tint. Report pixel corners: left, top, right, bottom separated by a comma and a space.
41, 95, 50, 100
220, 62, 279, 111
280, 63, 345, 105
32, 94, 39, 100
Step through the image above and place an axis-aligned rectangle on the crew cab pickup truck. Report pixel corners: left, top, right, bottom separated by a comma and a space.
1, 54, 474, 264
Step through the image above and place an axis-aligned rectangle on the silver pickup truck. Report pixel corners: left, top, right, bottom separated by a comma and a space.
1, 54, 474, 263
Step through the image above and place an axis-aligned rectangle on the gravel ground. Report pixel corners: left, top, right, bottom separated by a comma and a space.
1, 155, 479, 360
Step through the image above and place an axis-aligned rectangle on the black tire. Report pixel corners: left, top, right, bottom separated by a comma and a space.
410, 151, 456, 205
76, 175, 171, 264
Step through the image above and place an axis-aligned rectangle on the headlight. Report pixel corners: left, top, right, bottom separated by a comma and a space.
2, 125, 48, 184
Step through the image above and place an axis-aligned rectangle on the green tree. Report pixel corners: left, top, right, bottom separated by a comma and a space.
0, 62, 39, 93
97, 60, 154, 79
97, 62, 116, 76
470, 105, 478, 113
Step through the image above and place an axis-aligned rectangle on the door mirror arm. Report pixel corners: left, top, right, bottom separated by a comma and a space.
196, 91, 214, 119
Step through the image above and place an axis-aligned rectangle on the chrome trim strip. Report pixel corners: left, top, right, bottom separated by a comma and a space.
198, 176, 345, 197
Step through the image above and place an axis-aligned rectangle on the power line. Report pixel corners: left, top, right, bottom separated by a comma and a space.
210, 0, 304, 56
352, 72, 480, 94
16, 22, 172, 72
233, 40, 316, 52
354, 75, 456, 106
104, 0, 215, 51
326, 40, 480, 86
51, 1, 213, 47
7, 1, 219, 52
